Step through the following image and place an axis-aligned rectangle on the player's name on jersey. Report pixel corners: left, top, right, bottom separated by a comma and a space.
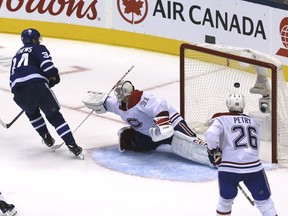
233, 116, 251, 124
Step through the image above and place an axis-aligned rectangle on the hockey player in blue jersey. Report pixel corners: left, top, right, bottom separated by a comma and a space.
9, 28, 82, 157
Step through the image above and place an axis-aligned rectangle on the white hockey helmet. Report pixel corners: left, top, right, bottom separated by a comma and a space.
114, 80, 134, 102
226, 93, 246, 112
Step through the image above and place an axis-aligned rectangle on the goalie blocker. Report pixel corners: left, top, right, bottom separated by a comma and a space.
149, 116, 174, 142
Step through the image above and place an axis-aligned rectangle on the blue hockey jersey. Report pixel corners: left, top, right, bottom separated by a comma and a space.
10, 43, 59, 92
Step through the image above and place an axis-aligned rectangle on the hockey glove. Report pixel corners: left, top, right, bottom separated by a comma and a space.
207, 146, 222, 167
149, 116, 174, 142
82, 91, 108, 114
48, 74, 60, 88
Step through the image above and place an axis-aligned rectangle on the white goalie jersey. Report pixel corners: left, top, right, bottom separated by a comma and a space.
82, 89, 183, 136
104, 90, 183, 136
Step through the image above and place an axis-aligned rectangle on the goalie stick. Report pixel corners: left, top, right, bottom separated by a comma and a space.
0, 110, 24, 129
238, 184, 254, 206
51, 65, 135, 151
104, 65, 134, 103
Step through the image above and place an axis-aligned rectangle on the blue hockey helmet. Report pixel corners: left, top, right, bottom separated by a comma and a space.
21, 28, 42, 45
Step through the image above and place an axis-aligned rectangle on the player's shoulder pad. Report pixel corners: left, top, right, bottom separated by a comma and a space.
34, 44, 50, 54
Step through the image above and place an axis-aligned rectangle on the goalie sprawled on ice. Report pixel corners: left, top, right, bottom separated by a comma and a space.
82, 80, 212, 167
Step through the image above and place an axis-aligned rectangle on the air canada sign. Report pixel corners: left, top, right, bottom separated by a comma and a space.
0, 0, 267, 40
152, 1, 266, 40
121, 0, 266, 40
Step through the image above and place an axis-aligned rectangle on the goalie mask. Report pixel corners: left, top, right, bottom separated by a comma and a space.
114, 80, 135, 102
226, 93, 245, 112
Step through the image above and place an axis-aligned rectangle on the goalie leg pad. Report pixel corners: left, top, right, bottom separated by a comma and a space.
171, 131, 213, 167
118, 127, 141, 152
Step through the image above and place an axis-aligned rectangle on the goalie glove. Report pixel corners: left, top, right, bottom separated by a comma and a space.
207, 146, 222, 167
81, 91, 107, 114
149, 116, 174, 142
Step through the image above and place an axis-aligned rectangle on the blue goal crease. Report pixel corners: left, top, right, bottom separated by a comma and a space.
89, 144, 217, 182
89, 145, 278, 182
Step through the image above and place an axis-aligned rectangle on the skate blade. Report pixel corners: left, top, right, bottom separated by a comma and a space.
6, 208, 17, 216
51, 143, 64, 151
69, 150, 84, 160
78, 153, 85, 160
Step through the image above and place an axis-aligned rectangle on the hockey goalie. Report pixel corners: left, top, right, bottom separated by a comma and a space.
82, 80, 213, 167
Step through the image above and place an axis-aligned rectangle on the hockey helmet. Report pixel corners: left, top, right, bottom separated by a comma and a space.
21, 28, 42, 45
114, 80, 134, 102
226, 93, 246, 112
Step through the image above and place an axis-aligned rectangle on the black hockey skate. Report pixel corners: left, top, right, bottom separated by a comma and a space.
41, 132, 55, 147
0, 200, 17, 216
67, 144, 84, 159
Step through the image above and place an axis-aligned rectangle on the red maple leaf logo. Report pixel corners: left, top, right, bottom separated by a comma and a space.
122, 0, 143, 16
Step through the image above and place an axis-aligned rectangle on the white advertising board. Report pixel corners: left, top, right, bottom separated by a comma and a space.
0, 0, 107, 27
113, 0, 288, 64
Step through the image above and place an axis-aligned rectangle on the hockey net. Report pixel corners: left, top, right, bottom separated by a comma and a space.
180, 43, 288, 163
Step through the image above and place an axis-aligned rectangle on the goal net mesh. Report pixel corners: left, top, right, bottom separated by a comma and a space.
180, 43, 288, 163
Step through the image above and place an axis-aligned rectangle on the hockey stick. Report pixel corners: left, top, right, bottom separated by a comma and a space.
51, 109, 94, 150
104, 65, 134, 102
52, 65, 135, 150
238, 184, 254, 206
0, 110, 24, 129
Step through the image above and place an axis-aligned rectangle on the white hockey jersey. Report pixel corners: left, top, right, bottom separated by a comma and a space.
204, 112, 263, 174
104, 90, 183, 136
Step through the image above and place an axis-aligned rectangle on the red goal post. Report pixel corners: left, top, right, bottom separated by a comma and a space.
180, 43, 288, 164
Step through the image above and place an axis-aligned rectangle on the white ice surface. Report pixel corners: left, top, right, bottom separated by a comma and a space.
0, 33, 287, 216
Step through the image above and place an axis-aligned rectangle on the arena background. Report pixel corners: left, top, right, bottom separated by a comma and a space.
1, 0, 288, 80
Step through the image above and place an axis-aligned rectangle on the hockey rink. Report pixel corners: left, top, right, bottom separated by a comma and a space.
0, 33, 287, 216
